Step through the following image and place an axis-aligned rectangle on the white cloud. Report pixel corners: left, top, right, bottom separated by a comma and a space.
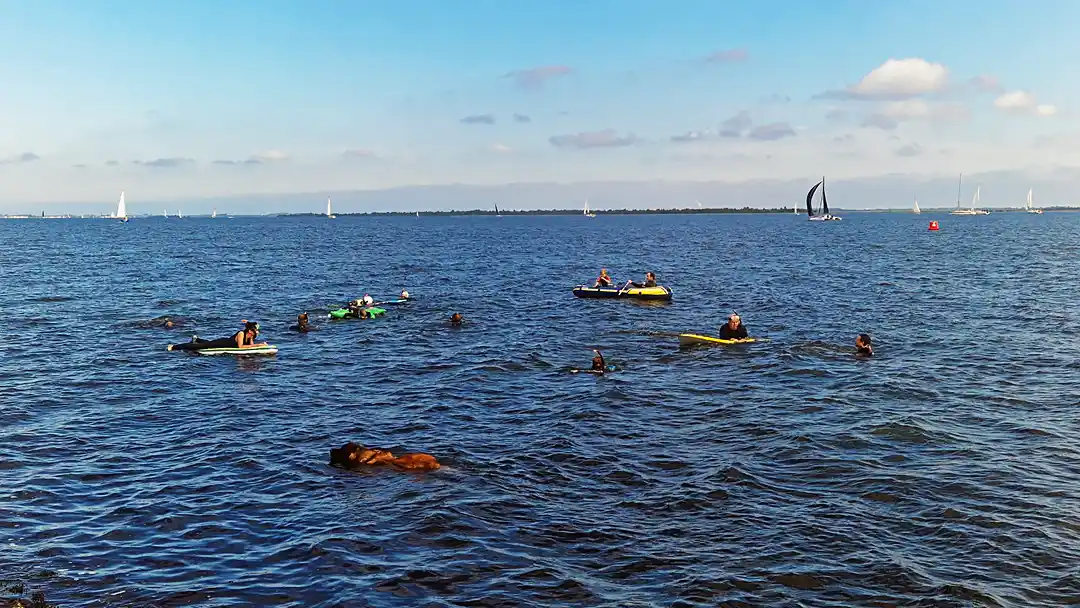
850, 58, 949, 98
994, 90, 1057, 117
253, 149, 289, 162
491, 143, 512, 153
881, 99, 931, 120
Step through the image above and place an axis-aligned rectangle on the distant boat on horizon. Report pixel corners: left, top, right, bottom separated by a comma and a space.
326, 196, 336, 219
211, 208, 217, 219
951, 174, 989, 215
913, 197, 921, 214
1026, 188, 1043, 214
806, 176, 841, 221
583, 199, 596, 218
494, 202, 501, 217
163, 209, 168, 218
115, 191, 128, 222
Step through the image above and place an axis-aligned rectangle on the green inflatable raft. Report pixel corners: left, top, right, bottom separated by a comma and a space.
328, 306, 386, 320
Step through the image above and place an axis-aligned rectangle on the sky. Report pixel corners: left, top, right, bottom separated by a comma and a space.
1, 0, 1078, 213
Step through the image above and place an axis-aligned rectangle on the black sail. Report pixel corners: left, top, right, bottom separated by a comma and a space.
806, 181, 822, 216
821, 176, 829, 215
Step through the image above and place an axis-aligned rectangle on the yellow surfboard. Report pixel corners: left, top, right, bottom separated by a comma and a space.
678, 334, 756, 347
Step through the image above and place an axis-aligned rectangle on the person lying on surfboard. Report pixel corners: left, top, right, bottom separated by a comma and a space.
856, 334, 873, 357
329, 442, 440, 471
718, 313, 748, 340
400, 289, 410, 300
169, 320, 264, 351
594, 268, 614, 288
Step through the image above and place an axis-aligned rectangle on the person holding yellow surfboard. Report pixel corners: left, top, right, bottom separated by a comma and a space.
718, 313, 748, 340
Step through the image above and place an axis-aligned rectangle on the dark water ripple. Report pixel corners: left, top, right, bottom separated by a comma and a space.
3, 212, 1080, 606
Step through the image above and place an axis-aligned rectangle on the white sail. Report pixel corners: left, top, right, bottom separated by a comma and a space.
163, 209, 168, 218
583, 199, 596, 217
178, 210, 183, 219
913, 197, 921, 214
327, 196, 333, 217
115, 191, 127, 218
212, 208, 217, 219
972, 186, 980, 209
1026, 188, 1043, 213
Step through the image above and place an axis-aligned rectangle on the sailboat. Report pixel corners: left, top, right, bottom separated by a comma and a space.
326, 196, 336, 219
913, 197, 921, 214
415, 211, 420, 218
494, 202, 501, 217
805, 176, 841, 221
212, 208, 218, 219
1026, 188, 1043, 214
583, 199, 596, 218
115, 190, 129, 222
950, 174, 988, 215
178, 210, 183, 219
163, 209, 169, 218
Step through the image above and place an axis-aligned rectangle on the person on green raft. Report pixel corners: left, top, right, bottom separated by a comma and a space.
718, 313, 748, 340
347, 301, 371, 319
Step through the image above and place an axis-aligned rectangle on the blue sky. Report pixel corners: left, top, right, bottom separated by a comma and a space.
0, 0, 1077, 211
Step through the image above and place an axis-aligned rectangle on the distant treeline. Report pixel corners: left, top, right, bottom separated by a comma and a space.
281, 207, 796, 217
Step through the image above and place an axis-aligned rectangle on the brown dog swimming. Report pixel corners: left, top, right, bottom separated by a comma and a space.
329, 442, 441, 471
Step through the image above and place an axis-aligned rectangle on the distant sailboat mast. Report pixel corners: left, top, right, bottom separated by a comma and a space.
913, 197, 921, 214
326, 196, 335, 218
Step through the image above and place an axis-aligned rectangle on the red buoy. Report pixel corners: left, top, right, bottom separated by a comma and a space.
928, 220, 940, 231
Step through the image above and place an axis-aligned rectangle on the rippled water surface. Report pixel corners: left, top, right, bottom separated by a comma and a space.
3, 212, 1080, 607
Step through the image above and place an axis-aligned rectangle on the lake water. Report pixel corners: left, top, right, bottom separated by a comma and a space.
2, 211, 1080, 607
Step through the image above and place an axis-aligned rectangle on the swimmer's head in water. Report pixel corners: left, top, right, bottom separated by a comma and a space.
856, 333, 872, 349
728, 313, 741, 328
329, 442, 394, 469
401, 290, 409, 299
298, 313, 308, 323
450, 313, 463, 324
164, 319, 175, 329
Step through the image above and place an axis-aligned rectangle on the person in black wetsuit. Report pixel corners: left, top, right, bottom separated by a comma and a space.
718, 313, 748, 339
856, 333, 873, 357
291, 313, 312, 332
170, 321, 261, 351
591, 350, 606, 373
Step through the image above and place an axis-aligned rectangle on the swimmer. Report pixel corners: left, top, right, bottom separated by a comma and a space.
450, 312, 463, 326
291, 312, 312, 332
400, 289, 410, 300
362, 294, 374, 307
591, 349, 606, 373
856, 333, 873, 356
718, 313, 748, 340
329, 442, 440, 471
